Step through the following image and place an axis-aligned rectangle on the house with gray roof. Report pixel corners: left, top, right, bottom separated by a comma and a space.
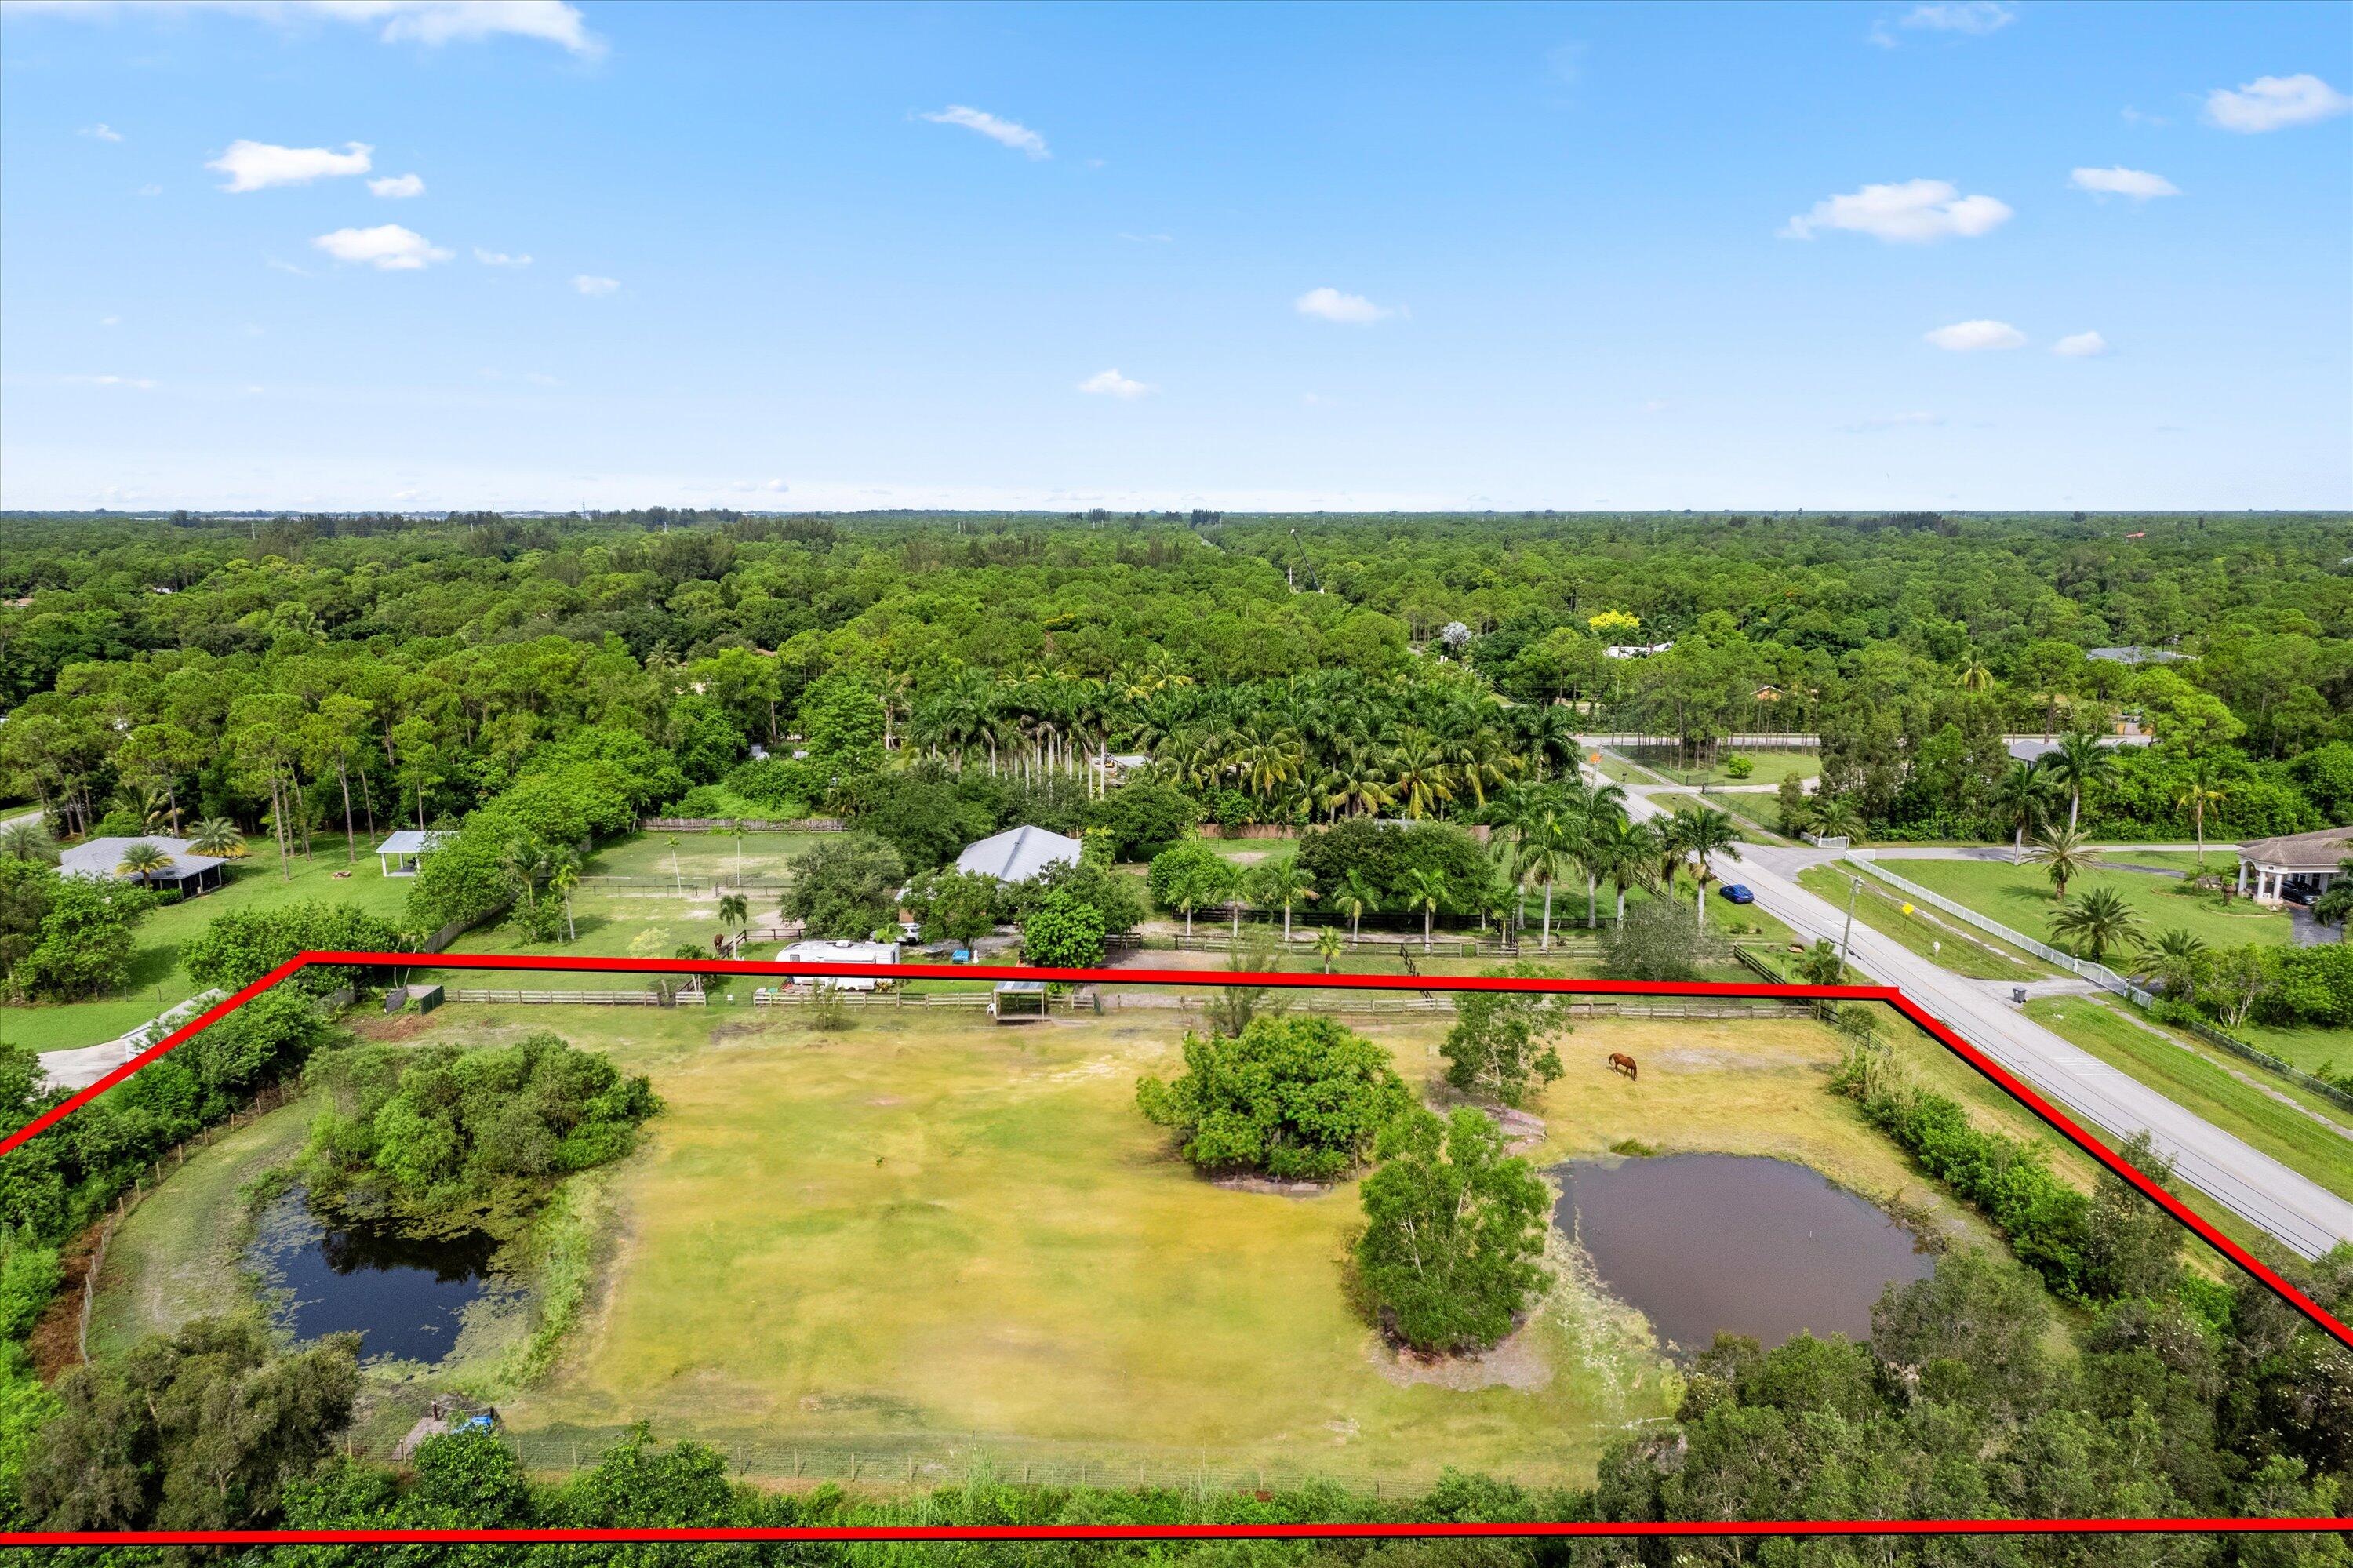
56, 836, 227, 896
955, 824, 1082, 885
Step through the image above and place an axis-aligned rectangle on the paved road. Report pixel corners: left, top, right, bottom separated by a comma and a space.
1594, 769, 2353, 1260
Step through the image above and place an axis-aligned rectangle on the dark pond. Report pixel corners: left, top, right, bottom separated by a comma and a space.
1553, 1154, 1933, 1352
249, 1187, 500, 1364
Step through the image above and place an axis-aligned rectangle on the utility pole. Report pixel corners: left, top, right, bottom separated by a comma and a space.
1840, 874, 1863, 966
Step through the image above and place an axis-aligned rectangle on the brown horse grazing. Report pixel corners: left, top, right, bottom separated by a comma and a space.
1606, 1052, 1638, 1082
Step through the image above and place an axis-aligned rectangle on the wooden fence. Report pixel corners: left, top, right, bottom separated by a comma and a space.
449, 987, 708, 1007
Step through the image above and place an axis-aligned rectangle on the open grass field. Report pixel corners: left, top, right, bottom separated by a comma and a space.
579, 829, 831, 886
2022, 997, 2353, 1204
1, 833, 413, 1055
1889, 857, 2293, 952
1622, 750, 1820, 788
2236, 1021, 2353, 1079
82, 983, 2127, 1490
1798, 866, 2051, 982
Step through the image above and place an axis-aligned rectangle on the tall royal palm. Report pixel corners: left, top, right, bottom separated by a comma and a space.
1518, 806, 1583, 951
2173, 753, 2228, 875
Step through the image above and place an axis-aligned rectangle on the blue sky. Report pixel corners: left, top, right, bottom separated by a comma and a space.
2, 0, 2348, 512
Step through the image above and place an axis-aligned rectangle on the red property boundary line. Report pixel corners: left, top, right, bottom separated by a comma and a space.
2, 951, 2347, 1547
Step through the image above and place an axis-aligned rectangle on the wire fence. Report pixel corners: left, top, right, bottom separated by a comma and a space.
493, 1424, 1553, 1498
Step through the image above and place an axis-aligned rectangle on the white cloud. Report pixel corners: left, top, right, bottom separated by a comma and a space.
1078, 368, 1153, 399
209, 139, 372, 192
63, 374, 157, 390
573, 275, 619, 296
1925, 318, 2027, 351
2121, 107, 2169, 127
311, 224, 451, 270
1295, 286, 1396, 324
1900, 2, 2015, 34
2070, 166, 2180, 199
135, 183, 162, 196
80, 122, 124, 142
1845, 411, 1944, 431
100, 315, 120, 327
2203, 74, 2352, 133
2053, 331, 2108, 357
368, 172, 425, 198
474, 248, 533, 267
919, 105, 1049, 159
1780, 178, 2011, 242
326, 0, 599, 55
28, 1, 604, 56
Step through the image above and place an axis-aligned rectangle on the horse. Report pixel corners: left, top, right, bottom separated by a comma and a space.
1606, 1052, 1638, 1082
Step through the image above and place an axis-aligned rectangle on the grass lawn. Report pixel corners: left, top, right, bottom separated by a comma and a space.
1796, 866, 2050, 982
584, 830, 829, 886
1624, 750, 1818, 788
0, 834, 413, 1055
89, 1101, 318, 1358
1889, 857, 2292, 953
82, 983, 2137, 1490
2237, 1022, 2353, 1079
2022, 998, 2353, 1206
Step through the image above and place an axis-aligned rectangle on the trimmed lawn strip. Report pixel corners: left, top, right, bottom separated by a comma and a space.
1888, 857, 2292, 952
1797, 866, 2049, 982
2022, 998, 2353, 1205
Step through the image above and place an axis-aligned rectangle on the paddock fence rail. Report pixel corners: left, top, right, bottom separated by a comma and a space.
449, 986, 708, 1007
1846, 852, 2353, 1115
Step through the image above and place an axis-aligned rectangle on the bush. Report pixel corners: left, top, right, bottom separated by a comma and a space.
1439, 965, 1571, 1108
1147, 838, 1236, 922
1086, 781, 1198, 862
1355, 1108, 1551, 1354
777, 834, 905, 940
901, 868, 1004, 946
1600, 896, 1721, 981
303, 1032, 659, 1210
1295, 818, 1487, 909
12, 876, 157, 1002
1135, 1013, 1411, 1182
180, 900, 406, 995
1020, 889, 1106, 969
1723, 755, 1755, 780
722, 756, 828, 815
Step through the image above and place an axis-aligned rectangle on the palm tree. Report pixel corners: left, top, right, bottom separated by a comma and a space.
1314, 926, 1345, 975
1809, 794, 1864, 845
2026, 826, 2101, 904
1334, 868, 1380, 948
188, 817, 246, 858
0, 820, 56, 864
1955, 653, 1994, 693
551, 854, 582, 943
1249, 855, 1317, 942
1577, 781, 1627, 926
1795, 939, 1848, 987
717, 890, 748, 948
1587, 814, 1649, 923
2133, 927, 2208, 998
2049, 886, 2140, 962
1517, 806, 1580, 951
1399, 868, 1449, 951
2173, 754, 2228, 874
115, 840, 173, 882
1385, 729, 1454, 820
1988, 761, 2058, 864
2047, 730, 2115, 833
1676, 807, 1744, 928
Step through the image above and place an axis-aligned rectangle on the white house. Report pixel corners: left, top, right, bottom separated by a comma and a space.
776, 938, 900, 991
375, 830, 452, 877
2236, 825, 2353, 907
955, 824, 1082, 884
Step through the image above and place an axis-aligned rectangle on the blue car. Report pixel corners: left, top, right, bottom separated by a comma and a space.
1722, 884, 1755, 905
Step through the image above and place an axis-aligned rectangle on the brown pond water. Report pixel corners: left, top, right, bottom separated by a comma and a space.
1553, 1154, 1933, 1353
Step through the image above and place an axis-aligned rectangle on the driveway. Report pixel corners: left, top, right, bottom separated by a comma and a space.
1593, 771, 2353, 1260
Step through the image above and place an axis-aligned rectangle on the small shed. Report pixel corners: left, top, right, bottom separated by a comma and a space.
376, 830, 451, 877
990, 979, 1049, 1023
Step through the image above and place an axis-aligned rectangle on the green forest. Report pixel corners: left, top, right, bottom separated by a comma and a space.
0, 508, 2348, 1553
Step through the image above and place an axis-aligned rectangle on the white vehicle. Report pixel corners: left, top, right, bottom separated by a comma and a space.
775, 938, 900, 991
